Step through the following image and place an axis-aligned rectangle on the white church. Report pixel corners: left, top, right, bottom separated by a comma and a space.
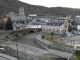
7, 7, 27, 30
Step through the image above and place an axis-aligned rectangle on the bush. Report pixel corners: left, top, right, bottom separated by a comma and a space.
75, 50, 80, 56
23, 33, 26, 35
42, 35, 44, 39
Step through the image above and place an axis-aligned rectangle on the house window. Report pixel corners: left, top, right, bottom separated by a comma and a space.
56, 30, 59, 34
20, 18, 22, 20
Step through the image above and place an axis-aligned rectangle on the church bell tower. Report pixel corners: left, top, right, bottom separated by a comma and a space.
19, 7, 25, 15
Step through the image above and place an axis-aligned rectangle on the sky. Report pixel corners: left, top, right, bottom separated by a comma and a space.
19, 0, 80, 8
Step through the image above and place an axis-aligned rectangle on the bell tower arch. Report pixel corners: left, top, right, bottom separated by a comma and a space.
19, 7, 25, 15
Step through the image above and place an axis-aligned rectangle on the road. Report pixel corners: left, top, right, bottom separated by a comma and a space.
0, 53, 17, 60
0, 32, 62, 60
35, 34, 73, 59
13, 33, 45, 49
0, 57, 9, 60
0, 32, 72, 60
0, 32, 49, 56
1, 40, 63, 60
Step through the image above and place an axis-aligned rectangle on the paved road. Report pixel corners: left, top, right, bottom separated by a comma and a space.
35, 34, 73, 59
1, 41, 49, 56
13, 33, 45, 49
1, 32, 72, 60
0, 53, 17, 60
0, 57, 9, 60
1, 32, 61, 60
11, 33, 73, 58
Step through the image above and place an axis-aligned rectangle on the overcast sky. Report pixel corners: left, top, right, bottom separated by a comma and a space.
19, 0, 80, 8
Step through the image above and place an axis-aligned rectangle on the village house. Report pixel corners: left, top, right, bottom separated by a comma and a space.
42, 18, 70, 34
71, 15, 80, 31
42, 22, 65, 34
71, 15, 80, 34
75, 15, 80, 24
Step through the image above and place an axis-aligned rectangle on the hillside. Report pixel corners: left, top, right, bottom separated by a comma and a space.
0, 0, 80, 16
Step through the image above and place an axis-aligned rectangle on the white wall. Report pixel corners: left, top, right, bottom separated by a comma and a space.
26, 25, 42, 29
77, 25, 80, 30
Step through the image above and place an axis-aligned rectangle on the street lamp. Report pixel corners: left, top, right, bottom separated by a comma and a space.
71, 39, 75, 60
16, 43, 19, 60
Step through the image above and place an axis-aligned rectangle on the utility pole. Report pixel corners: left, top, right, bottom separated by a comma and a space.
16, 43, 19, 60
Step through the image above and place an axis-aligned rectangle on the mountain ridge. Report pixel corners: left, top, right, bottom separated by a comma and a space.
0, 0, 80, 16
